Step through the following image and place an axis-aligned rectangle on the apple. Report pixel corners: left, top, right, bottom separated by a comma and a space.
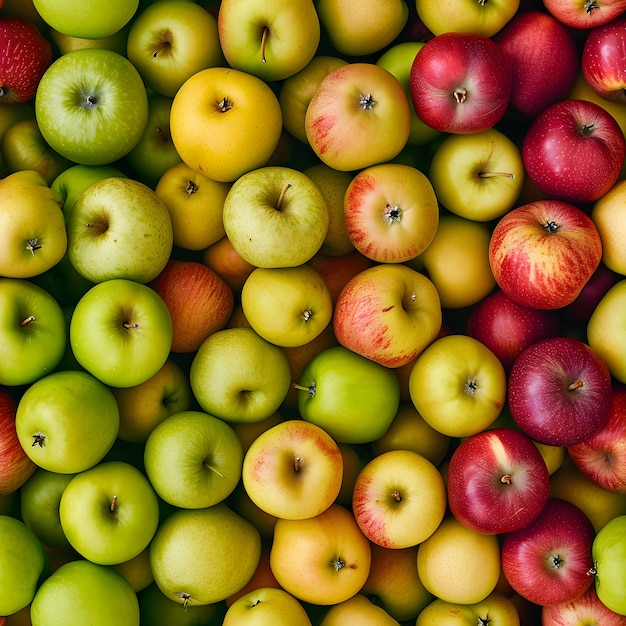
15, 369, 120, 474
113, 545, 154, 594
150, 504, 262, 606
35, 48, 149, 166
447, 427, 551, 535
48, 24, 130, 56
488, 199, 603, 310
333, 263, 442, 369
269, 503, 371, 606
542, 0, 626, 29
409, 334, 507, 439
0, 277, 66, 387
126, 0, 224, 97
202, 235, 257, 294
304, 62, 412, 172
217, 0, 320, 82
222, 165, 329, 269
223, 587, 312, 626
170, 66, 282, 183
507, 336, 612, 446
0, 17, 52, 103
66, 177, 173, 284
242, 419, 343, 520
592, 514, 626, 615
144, 410, 243, 509
522, 99, 625, 204
318, 593, 401, 625
542, 585, 626, 626
501, 498, 596, 607
592, 180, 626, 276
409, 31, 512, 134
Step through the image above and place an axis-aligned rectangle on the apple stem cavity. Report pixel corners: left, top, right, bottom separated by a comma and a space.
358, 93, 377, 110
85, 221, 108, 234
454, 88, 468, 104
260, 26, 269, 64
26, 238, 42, 256
276, 183, 291, 210
20, 315, 36, 327
109, 495, 118, 512
31, 432, 45, 447
185, 180, 198, 195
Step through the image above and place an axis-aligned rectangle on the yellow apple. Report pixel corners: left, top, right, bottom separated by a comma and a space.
223, 587, 311, 626
534, 441, 566, 476
591, 179, 626, 275
319, 593, 401, 625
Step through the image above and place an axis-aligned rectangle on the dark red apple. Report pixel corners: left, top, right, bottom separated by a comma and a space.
542, 585, 626, 625
507, 336, 612, 446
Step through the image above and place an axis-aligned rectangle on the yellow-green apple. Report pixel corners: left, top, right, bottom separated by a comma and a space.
493, 10, 579, 118
343, 162, 439, 263
149, 258, 234, 353
412, 214, 496, 309
170, 66, 282, 183
409, 32, 512, 134
59, 461, 159, 565
190, 327, 291, 423
202, 236, 256, 293
592, 514, 626, 615
30, 560, 140, 626
542, 0, 626, 29
0, 514, 47, 616
0, 17, 52, 103
150, 504, 261, 606
155, 161, 229, 252
126, 0, 224, 97
217, 0, 319, 82
69, 279, 173, 388
417, 515, 501, 605
409, 334, 507, 438
0, 278, 66, 387
66, 177, 173, 284
305, 62, 412, 172
501, 498, 596, 607
429, 128, 524, 222
15, 369, 119, 474
319, 593, 401, 625
269, 503, 371, 606
522, 99, 625, 204
295, 345, 400, 444
315, 0, 408, 57
447, 427, 551, 535
352, 449, 446, 549
223, 587, 312, 626
333, 263, 442, 368
592, 180, 626, 275
542, 585, 626, 626
0, 390, 35, 496
242, 419, 343, 520
488, 199, 603, 310
35, 48, 149, 166
0, 169, 67, 279
279, 55, 348, 144
507, 337, 612, 446
222, 165, 329, 268
241, 265, 332, 348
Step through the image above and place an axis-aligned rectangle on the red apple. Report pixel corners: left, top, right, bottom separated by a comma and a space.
542, 0, 626, 29
501, 498, 596, 607
488, 199, 603, 310
409, 31, 512, 134
507, 336, 613, 446
0, 17, 52, 103
522, 99, 625, 204
542, 585, 626, 625
202, 235, 256, 294
447, 427, 551, 535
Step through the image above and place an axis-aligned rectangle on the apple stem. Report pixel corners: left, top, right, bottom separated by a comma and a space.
276, 183, 291, 210
568, 380, 584, 391
479, 171, 515, 179
392, 489, 402, 502
404, 294, 417, 309
20, 315, 36, 327
454, 88, 467, 104
500, 474, 512, 485
123, 321, 140, 330
294, 456, 302, 473
110, 495, 118, 512
204, 461, 226, 479
260, 26, 269, 64
293, 382, 316, 398
185, 180, 198, 195
85, 222, 107, 234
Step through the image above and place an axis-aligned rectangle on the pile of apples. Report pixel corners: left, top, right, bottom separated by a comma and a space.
2, 0, 626, 624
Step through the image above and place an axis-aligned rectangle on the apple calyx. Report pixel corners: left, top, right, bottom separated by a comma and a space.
500, 474, 512, 484
383, 204, 402, 225
331, 556, 346, 571
20, 315, 36, 327
543, 220, 560, 234
176, 591, 191, 609
358, 93, 377, 111
478, 618, 491, 626
584, 0, 600, 13
463, 378, 479, 396
217, 97, 233, 113
260, 26, 269, 64
580, 122, 595, 137
83, 94, 99, 109
185, 180, 198, 195
32, 432, 46, 447
454, 88, 468, 104
26, 238, 42, 256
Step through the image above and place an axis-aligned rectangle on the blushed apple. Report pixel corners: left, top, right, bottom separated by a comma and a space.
542, 0, 626, 29
542, 585, 626, 626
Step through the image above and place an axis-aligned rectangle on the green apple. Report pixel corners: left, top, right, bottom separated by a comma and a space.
223, 587, 312, 626
296, 345, 401, 444
0, 514, 47, 616
30, 559, 140, 626
35, 48, 149, 166
0, 169, 67, 279
69, 279, 173, 388
190, 327, 291, 423
59, 461, 160, 565
144, 410, 243, 509
593, 514, 626, 615
15, 369, 120, 474
66, 177, 173, 284
222, 166, 329, 268
150, 504, 262, 606
0, 278, 66, 387
127, 0, 224, 97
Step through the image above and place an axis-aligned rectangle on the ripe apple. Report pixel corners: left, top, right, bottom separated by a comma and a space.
542, 0, 626, 29
501, 498, 596, 607
48, 24, 129, 56
488, 199, 603, 310
522, 99, 625, 204
592, 179, 626, 276
592, 514, 626, 615
542, 585, 626, 626
319, 593, 401, 625
507, 336, 612, 446
202, 235, 257, 293
223, 587, 312, 626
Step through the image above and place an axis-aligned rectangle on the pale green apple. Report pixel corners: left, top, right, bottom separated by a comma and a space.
593, 514, 626, 615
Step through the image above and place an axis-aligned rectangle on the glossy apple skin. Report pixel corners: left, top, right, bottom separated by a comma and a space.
502, 498, 596, 607
447, 427, 551, 535
542, 0, 626, 29
508, 337, 612, 446
409, 31, 512, 134
522, 99, 626, 204
542, 585, 626, 626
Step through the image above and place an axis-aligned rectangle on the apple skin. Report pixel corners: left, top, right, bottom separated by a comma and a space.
592, 514, 626, 615
522, 99, 626, 204
592, 180, 626, 277
202, 235, 257, 293
507, 336, 612, 447
542, 585, 626, 626
542, 0, 626, 29
447, 427, 551, 535
223, 586, 312, 626
501, 498, 596, 607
